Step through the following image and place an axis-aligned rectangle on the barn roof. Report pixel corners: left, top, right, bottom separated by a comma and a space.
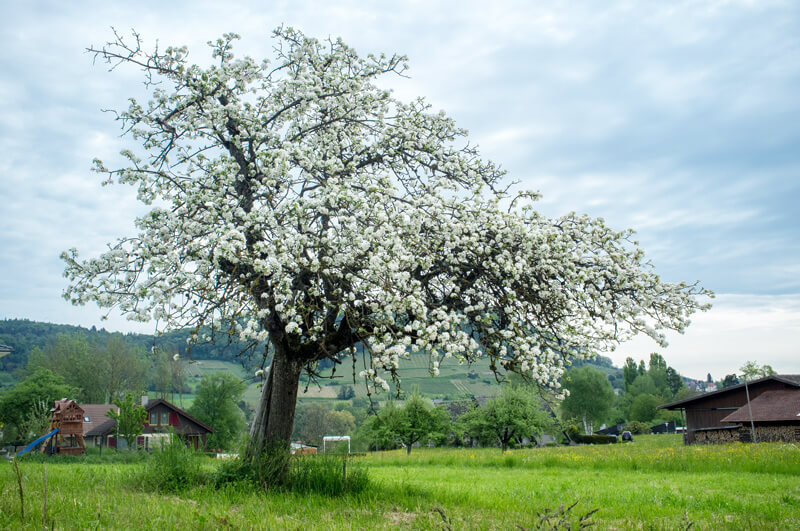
720, 390, 800, 423
660, 375, 800, 410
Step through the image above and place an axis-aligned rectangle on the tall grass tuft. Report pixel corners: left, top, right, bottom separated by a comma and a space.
214, 442, 369, 496
141, 434, 205, 492
288, 455, 369, 496
213, 440, 293, 488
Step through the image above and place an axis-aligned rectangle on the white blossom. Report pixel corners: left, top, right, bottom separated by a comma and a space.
62, 27, 710, 399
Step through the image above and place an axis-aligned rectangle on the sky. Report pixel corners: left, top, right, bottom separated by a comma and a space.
0, 0, 798, 379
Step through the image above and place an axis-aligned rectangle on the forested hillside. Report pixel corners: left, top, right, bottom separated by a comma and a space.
0, 319, 623, 392
0, 319, 263, 377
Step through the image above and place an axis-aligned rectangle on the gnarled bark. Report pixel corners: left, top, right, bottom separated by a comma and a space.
246, 345, 303, 462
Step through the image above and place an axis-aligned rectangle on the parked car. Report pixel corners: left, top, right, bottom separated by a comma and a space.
621, 430, 634, 442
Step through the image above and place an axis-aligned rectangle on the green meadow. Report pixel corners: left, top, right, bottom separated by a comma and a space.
2, 435, 798, 529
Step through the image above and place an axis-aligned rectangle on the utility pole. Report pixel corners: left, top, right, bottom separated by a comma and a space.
742, 374, 757, 443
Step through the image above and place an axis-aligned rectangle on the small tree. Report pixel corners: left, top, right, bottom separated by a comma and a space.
0, 369, 76, 440
188, 373, 246, 450
391, 392, 449, 455
104, 335, 149, 401
292, 402, 356, 449
337, 385, 356, 400
561, 366, 615, 435
17, 400, 53, 444
629, 393, 660, 423
622, 357, 638, 391
461, 386, 550, 452
358, 405, 400, 451
739, 361, 776, 381
665, 366, 685, 398
719, 374, 740, 389
26, 334, 107, 403
106, 394, 147, 449
359, 392, 448, 454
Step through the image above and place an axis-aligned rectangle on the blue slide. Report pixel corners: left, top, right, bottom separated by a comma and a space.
14, 428, 59, 457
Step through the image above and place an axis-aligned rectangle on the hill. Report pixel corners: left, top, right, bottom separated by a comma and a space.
0, 319, 261, 374
0, 319, 623, 401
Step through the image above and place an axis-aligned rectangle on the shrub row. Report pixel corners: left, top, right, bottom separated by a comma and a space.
571, 434, 618, 445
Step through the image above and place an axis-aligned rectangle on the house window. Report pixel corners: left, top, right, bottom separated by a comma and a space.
150, 412, 157, 425
161, 412, 169, 425
84, 416, 90, 422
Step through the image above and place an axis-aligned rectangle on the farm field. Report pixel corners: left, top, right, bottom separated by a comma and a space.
2, 435, 799, 529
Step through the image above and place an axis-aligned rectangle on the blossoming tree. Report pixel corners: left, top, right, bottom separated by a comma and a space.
63, 28, 709, 461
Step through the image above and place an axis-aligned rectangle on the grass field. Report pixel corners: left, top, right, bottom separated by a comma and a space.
2, 435, 799, 529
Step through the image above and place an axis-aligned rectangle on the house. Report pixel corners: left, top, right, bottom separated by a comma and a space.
659, 374, 800, 444
81, 404, 118, 447
142, 397, 215, 450
718, 390, 800, 443
82, 397, 215, 450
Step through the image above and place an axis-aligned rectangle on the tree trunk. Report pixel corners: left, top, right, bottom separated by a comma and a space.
406, 444, 412, 455
246, 345, 303, 461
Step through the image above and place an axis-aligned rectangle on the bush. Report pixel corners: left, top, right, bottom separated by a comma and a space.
213, 454, 255, 486
625, 421, 650, 435
336, 385, 355, 400
573, 434, 617, 445
142, 435, 205, 492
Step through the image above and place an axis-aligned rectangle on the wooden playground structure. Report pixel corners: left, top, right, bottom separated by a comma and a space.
42, 399, 87, 456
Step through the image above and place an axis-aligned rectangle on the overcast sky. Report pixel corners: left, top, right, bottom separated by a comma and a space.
1, 1, 798, 379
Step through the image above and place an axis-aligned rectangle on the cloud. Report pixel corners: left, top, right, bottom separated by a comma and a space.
0, 1, 797, 378
610, 293, 800, 378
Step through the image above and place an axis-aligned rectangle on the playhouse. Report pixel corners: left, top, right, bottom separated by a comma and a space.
45, 399, 87, 455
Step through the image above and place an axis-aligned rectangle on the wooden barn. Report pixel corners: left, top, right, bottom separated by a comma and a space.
719, 390, 800, 443
659, 374, 800, 444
